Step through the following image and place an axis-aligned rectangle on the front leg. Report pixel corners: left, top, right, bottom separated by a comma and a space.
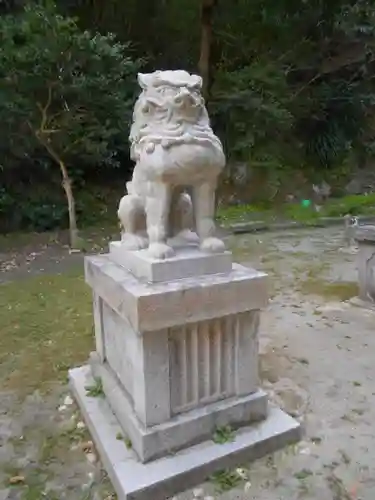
146, 182, 174, 259
193, 181, 225, 253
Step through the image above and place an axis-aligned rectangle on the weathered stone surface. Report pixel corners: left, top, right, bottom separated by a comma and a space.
353, 225, 375, 306
90, 350, 267, 463
109, 240, 232, 283
84, 254, 270, 463
85, 255, 268, 332
70, 365, 301, 500
355, 224, 375, 243
117, 70, 226, 260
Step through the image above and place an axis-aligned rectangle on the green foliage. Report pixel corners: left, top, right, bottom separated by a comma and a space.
0, 2, 140, 167
215, 0, 375, 171
212, 425, 235, 444
323, 193, 375, 217
211, 59, 294, 168
209, 469, 242, 492
216, 193, 375, 226
85, 377, 104, 397
2, 0, 375, 233
0, 2, 140, 233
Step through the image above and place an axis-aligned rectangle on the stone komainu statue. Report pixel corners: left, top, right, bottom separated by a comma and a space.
118, 70, 226, 260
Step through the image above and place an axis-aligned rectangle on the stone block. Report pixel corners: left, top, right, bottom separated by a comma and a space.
90, 351, 268, 463
84, 255, 269, 463
70, 365, 301, 500
85, 255, 268, 332
109, 240, 232, 283
354, 225, 375, 307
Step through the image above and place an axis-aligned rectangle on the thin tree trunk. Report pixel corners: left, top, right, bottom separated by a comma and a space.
198, 0, 217, 100
36, 134, 80, 249
60, 161, 79, 249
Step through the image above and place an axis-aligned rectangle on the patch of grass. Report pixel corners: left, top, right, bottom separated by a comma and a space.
298, 279, 357, 300
0, 269, 93, 394
216, 193, 375, 228
212, 425, 235, 444
323, 192, 375, 217
283, 204, 320, 224
116, 433, 132, 449
209, 469, 242, 492
4, 464, 58, 500
39, 427, 86, 465
0, 223, 118, 254
216, 204, 274, 226
85, 377, 104, 398
294, 468, 314, 480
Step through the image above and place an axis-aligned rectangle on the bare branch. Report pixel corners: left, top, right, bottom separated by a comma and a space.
37, 84, 54, 131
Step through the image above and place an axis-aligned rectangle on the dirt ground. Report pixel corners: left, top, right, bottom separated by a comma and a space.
1, 226, 375, 500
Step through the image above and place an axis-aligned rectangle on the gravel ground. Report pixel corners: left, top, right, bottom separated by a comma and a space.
1, 226, 374, 500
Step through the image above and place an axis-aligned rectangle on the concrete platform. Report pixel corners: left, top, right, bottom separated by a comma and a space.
109, 240, 232, 283
349, 296, 375, 312
69, 365, 301, 500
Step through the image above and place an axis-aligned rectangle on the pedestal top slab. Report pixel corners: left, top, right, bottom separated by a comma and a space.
109, 240, 232, 283
355, 225, 375, 243
85, 255, 268, 332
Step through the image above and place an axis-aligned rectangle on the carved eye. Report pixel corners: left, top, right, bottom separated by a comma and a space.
143, 105, 150, 114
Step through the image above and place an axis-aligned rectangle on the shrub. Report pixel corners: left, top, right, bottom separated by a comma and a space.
0, 2, 140, 244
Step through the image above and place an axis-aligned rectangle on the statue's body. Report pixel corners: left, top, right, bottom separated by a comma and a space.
118, 70, 226, 259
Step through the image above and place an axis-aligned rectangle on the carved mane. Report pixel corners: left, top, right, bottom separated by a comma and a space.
129, 70, 222, 161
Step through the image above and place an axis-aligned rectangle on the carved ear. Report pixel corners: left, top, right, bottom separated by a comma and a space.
138, 73, 154, 89
189, 75, 203, 89
138, 71, 163, 89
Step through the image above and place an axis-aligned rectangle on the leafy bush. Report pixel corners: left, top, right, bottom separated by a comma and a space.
0, 2, 140, 242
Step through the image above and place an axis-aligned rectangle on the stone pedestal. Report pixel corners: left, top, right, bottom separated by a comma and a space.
351, 225, 375, 310
69, 245, 301, 500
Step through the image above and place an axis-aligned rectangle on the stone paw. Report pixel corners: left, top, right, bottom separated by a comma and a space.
147, 242, 175, 260
176, 229, 200, 244
121, 234, 148, 251
200, 237, 225, 253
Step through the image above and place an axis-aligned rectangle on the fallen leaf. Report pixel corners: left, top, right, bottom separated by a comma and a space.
81, 440, 94, 453
9, 475, 25, 485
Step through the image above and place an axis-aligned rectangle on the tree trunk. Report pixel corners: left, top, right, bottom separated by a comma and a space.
60, 161, 79, 249
198, 0, 217, 100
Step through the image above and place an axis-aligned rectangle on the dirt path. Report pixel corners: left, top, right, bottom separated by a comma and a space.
0, 226, 119, 284
1, 226, 375, 499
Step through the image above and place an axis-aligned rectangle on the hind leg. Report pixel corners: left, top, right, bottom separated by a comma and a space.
173, 192, 199, 243
117, 194, 148, 250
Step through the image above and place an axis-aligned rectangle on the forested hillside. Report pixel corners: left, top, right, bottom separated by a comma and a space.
1, 0, 375, 234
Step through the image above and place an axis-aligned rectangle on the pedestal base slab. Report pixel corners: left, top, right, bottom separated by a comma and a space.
70, 365, 301, 500
90, 352, 268, 463
348, 296, 375, 312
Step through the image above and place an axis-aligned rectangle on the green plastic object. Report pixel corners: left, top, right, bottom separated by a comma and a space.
301, 199, 312, 208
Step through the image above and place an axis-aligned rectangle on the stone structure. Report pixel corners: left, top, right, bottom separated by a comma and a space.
344, 214, 359, 248
351, 225, 375, 310
117, 70, 225, 260
69, 70, 300, 500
